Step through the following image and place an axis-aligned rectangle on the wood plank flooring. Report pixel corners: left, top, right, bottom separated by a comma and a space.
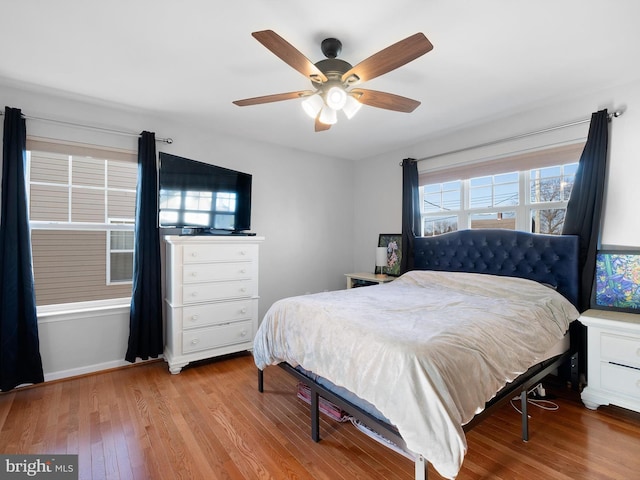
1, 352, 639, 479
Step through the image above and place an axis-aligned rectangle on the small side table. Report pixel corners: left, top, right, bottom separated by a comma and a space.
579, 309, 640, 413
345, 272, 394, 289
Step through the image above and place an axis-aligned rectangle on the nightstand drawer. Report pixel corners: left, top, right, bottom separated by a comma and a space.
183, 262, 255, 284
183, 320, 252, 353
601, 332, 640, 369
182, 301, 254, 329
183, 280, 254, 303
601, 362, 640, 400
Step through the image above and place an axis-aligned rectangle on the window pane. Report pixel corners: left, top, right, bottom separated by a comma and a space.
31, 230, 131, 306
470, 212, 516, 230
110, 231, 134, 250
469, 185, 492, 209
72, 157, 104, 187
494, 183, 518, 206
531, 208, 566, 234
30, 151, 69, 184
110, 252, 134, 283
422, 181, 460, 212
30, 184, 69, 221
423, 216, 458, 237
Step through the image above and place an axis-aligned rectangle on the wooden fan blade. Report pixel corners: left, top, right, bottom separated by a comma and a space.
252, 30, 328, 83
314, 117, 331, 132
341, 33, 433, 85
233, 90, 314, 106
351, 89, 421, 113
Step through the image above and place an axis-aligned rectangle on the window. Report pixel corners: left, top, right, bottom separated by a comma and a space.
26, 142, 137, 306
419, 143, 583, 237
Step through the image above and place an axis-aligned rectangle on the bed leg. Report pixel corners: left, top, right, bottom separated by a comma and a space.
520, 389, 529, 442
415, 455, 428, 480
258, 368, 264, 393
311, 387, 320, 442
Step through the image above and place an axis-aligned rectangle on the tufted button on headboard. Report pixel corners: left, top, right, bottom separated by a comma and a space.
412, 229, 579, 307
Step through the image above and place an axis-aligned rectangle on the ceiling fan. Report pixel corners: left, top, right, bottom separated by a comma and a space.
233, 30, 433, 132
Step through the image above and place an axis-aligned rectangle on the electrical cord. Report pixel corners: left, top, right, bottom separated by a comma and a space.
510, 383, 559, 417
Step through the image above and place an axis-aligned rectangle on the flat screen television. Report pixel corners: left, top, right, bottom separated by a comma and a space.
158, 152, 252, 234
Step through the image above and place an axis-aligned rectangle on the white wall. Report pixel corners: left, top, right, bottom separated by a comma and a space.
1, 81, 354, 380
353, 79, 640, 272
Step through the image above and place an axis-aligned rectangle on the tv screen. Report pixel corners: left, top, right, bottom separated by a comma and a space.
591, 250, 640, 313
158, 153, 252, 233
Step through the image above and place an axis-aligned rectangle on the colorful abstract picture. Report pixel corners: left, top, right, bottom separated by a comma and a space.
592, 251, 640, 313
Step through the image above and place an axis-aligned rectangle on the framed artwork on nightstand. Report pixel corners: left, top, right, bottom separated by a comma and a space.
590, 249, 640, 313
377, 233, 402, 276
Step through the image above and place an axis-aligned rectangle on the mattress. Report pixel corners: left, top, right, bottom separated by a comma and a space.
254, 270, 579, 478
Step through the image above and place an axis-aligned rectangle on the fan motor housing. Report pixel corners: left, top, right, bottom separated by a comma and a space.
314, 58, 352, 83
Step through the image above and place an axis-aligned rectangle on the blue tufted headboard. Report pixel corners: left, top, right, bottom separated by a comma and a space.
412, 229, 580, 307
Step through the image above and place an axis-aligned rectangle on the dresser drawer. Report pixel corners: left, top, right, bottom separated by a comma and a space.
182, 320, 252, 353
601, 362, 640, 400
182, 300, 254, 329
183, 244, 257, 264
183, 280, 254, 304
183, 262, 255, 284
601, 332, 640, 369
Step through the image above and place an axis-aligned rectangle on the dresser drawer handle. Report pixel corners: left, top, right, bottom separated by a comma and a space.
240, 330, 248, 337
191, 271, 198, 277
239, 250, 246, 256
240, 307, 247, 314
191, 252, 198, 257
191, 292, 199, 297
637, 379, 640, 389
240, 287, 247, 293
240, 268, 247, 274
190, 315, 199, 322
637, 348, 640, 357
191, 338, 200, 345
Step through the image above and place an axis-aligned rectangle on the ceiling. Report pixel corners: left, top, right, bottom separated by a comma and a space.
2, 1, 640, 161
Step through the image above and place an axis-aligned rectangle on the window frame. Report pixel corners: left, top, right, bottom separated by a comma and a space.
25, 138, 138, 308
418, 143, 583, 236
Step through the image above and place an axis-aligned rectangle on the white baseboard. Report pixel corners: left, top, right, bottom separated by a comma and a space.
43, 355, 165, 382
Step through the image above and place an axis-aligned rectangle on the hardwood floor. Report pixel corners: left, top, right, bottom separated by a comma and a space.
1, 353, 639, 479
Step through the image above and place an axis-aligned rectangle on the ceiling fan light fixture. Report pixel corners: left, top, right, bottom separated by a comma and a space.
342, 95, 362, 119
301, 93, 324, 119
318, 105, 338, 125
325, 86, 348, 110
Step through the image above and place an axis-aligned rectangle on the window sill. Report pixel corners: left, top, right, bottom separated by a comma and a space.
37, 298, 131, 323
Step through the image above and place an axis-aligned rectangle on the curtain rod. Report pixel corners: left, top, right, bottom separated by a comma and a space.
0, 110, 173, 144
412, 110, 623, 163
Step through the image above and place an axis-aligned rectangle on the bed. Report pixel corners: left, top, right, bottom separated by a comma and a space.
253, 229, 580, 479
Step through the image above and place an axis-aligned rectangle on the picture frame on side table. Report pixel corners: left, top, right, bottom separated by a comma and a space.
590, 249, 640, 314
377, 233, 402, 276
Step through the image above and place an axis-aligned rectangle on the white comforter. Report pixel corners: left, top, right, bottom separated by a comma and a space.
253, 270, 579, 479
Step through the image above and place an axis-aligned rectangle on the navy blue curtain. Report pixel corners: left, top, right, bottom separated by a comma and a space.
125, 131, 163, 362
562, 109, 609, 385
562, 109, 609, 311
0, 106, 44, 390
400, 158, 420, 274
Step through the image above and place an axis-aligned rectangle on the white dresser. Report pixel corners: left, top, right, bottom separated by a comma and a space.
163, 235, 264, 374
580, 309, 640, 413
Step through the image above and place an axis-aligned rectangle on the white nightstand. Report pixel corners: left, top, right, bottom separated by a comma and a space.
345, 272, 394, 289
580, 309, 640, 413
